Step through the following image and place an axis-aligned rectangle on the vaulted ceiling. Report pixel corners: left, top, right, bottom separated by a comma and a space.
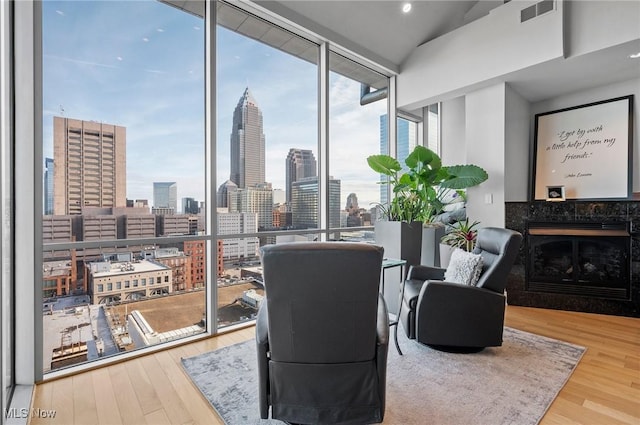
165, 1, 640, 103
255, 0, 497, 69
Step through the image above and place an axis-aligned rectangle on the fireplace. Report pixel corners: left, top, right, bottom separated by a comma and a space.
526, 221, 631, 300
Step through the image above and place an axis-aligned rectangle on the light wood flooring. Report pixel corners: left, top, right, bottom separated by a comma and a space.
29, 305, 640, 425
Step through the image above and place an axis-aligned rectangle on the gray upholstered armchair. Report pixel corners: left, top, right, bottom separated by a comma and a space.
399, 227, 522, 350
256, 242, 389, 425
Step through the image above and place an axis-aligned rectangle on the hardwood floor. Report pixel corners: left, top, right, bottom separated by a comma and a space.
29, 306, 639, 425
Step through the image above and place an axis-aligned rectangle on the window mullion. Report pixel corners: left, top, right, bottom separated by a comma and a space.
318, 43, 329, 240
206, 0, 217, 336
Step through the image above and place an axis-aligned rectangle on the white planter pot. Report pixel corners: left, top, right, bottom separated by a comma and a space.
439, 243, 456, 269
421, 225, 446, 267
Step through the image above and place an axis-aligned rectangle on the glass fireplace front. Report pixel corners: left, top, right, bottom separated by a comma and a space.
526, 222, 631, 300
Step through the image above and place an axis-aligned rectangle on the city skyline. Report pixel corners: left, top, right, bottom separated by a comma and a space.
42, 0, 385, 211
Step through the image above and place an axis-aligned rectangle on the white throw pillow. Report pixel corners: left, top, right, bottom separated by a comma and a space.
444, 248, 483, 286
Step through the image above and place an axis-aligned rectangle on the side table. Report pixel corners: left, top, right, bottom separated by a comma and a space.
381, 258, 407, 355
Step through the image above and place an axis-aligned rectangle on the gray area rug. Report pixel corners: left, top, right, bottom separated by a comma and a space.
181, 327, 585, 425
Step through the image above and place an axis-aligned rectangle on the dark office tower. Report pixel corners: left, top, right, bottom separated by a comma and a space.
53, 116, 126, 215
44, 157, 54, 215
285, 148, 316, 206
217, 179, 238, 209
230, 87, 265, 189
182, 197, 199, 214
345, 192, 359, 213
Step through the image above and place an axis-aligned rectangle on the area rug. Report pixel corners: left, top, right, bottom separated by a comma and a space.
181, 327, 585, 425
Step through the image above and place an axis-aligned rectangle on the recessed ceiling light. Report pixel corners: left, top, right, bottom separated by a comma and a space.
402, 2, 412, 13
629, 52, 640, 59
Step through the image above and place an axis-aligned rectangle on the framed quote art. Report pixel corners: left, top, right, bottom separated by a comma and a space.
532, 95, 633, 201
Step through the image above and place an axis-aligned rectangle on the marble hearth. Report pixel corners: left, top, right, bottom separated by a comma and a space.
505, 200, 640, 317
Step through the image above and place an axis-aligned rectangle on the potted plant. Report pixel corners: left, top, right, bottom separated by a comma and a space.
368, 145, 488, 267
440, 218, 481, 267
367, 145, 488, 223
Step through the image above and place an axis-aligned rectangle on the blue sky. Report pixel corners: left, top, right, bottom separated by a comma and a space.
43, 0, 384, 210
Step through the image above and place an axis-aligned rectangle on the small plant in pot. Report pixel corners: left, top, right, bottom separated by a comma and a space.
439, 218, 480, 268
441, 219, 481, 252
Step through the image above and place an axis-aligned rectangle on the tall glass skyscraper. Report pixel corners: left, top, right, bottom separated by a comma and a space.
44, 157, 54, 215
230, 87, 265, 189
291, 176, 341, 230
153, 182, 178, 211
379, 115, 417, 206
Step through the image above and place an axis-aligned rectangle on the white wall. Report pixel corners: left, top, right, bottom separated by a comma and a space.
566, 0, 640, 57
398, 0, 564, 110
440, 96, 466, 165
531, 77, 640, 194
504, 85, 531, 202
401, 0, 640, 208
465, 83, 507, 228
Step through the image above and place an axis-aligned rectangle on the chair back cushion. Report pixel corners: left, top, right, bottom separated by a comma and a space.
444, 248, 483, 285
472, 228, 523, 293
260, 242, 384, 364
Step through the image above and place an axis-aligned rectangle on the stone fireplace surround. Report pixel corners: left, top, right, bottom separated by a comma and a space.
505, 200, 640, 317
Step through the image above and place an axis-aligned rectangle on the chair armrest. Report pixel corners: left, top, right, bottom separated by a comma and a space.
417, 280, 506, 325
256, 302, 269, 346
376, 293, 389, 346
375, 293, 389, 416
255, 303, 270, 419
418, 280, 504, 309
415, 280, 506, 347
407, 264, 446, 281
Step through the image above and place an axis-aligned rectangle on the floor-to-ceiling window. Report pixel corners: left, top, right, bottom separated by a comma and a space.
31, 0, 393, 377
329, 52, 387, 240
41, 0, 207, 374
215, 2, 320, 328
1, 0, 15, 410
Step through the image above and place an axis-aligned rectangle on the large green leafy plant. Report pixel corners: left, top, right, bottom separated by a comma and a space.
367, 145, 488, 223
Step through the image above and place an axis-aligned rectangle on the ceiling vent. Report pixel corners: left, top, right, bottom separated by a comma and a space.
521, 0, 555, 23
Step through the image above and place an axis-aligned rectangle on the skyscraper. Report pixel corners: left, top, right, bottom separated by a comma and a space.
228, 183, 274, 230
182, 197, 199, 214
290, 176, 341, 230
285, 148, 317, 206
44, 157, 54, 215
153, 182, 178, 212
53, 116, 126, 215
216, 179, 238, 209
345, 193, 359, 212
230, 87, 265, 189
379, 114, 416, 207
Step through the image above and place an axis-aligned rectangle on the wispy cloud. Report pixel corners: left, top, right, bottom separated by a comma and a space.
43, 0, 384, 208
43, 54, 118, 69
